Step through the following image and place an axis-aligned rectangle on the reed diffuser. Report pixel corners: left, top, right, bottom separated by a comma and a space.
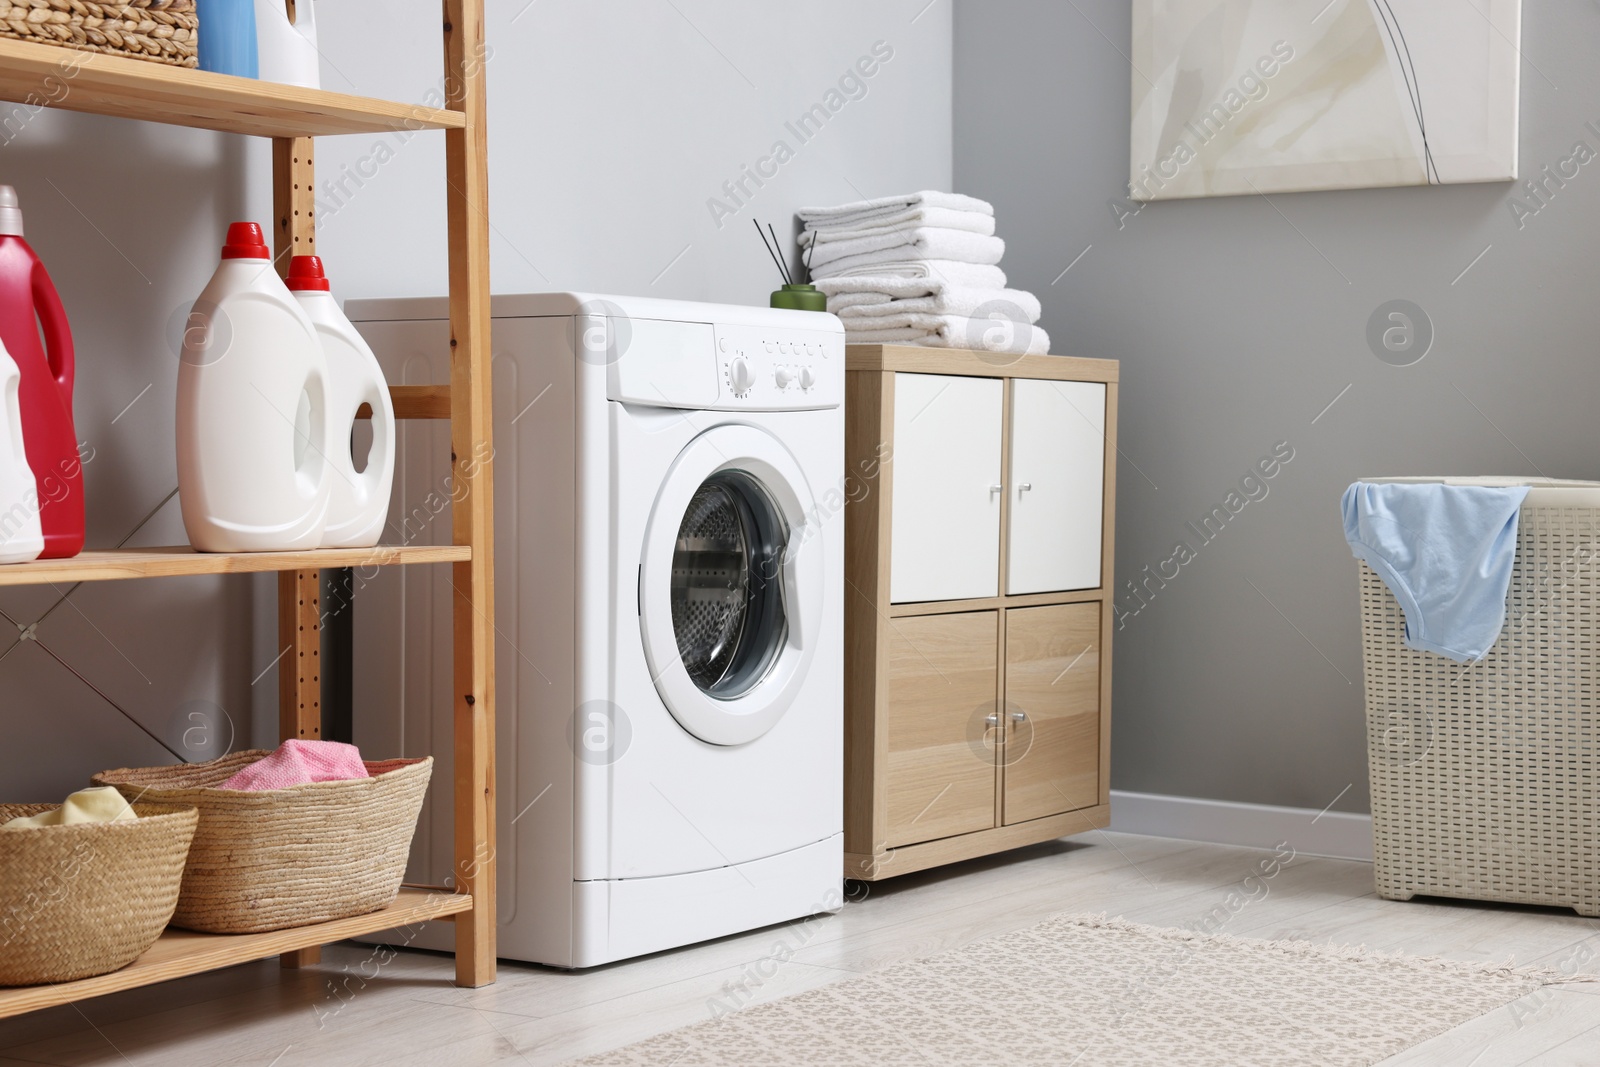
755, 220, 826, 312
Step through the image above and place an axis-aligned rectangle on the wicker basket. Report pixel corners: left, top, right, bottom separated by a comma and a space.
0, 802, 197, 986
1360, 478, 1600, 917
0, 0, 198, 68
92, 751, 432, 934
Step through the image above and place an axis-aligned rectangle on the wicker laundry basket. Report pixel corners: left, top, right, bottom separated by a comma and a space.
1360, 477, 1600, 917
0, 802, 197, 986
0, 1, 198, 68
93, 751, 432, 934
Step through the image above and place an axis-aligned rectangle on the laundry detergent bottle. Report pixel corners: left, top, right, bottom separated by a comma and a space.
0, 338, 43, 564
286, 256, 393, 549
254, 0, 320, 88
177, 222, 331, 552
0, 186, 83, 559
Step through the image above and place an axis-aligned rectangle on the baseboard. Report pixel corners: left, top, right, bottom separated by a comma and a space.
1108, 790, 1373, 862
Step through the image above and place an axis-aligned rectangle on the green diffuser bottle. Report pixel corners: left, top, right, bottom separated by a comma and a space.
756, 220, 828, 314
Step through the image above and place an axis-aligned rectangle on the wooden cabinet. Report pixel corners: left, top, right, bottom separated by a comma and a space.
844, 345, 1118, 881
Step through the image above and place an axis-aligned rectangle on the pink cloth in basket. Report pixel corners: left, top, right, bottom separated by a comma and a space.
217, 740, 370, 791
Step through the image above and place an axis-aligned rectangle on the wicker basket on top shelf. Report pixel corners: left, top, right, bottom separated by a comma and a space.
0, 0, 198, 68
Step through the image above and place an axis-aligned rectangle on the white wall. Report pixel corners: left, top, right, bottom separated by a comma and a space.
0, 0, 952, 799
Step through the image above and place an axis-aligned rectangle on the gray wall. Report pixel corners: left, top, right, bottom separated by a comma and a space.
953, 0, 1600, 815
0, 0, 952, 799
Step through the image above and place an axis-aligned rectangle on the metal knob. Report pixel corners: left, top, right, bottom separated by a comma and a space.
985, 713, 1000, 727
1010, 711, 1027, 723
989, 484, 1003, 495
1018, 483, 1034, 493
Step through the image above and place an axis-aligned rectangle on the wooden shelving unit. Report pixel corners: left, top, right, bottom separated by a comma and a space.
0, 0, 497, 1011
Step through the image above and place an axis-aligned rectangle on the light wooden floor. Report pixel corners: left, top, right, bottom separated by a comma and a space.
2, 832, 1598, 1066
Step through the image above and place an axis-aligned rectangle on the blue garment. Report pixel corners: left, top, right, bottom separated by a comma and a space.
1342, 482, 1530, 662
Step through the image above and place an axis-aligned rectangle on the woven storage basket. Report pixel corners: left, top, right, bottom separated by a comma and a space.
1360, 482, 1600, 917
0, 0, 197, 68
92, 751, 432, 934
0, 802, 197, 986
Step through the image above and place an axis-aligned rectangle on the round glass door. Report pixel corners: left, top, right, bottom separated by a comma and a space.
639, 424, 824, 747
670, 471, 789, 700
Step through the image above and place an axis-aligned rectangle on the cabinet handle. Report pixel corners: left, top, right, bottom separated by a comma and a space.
985, 713, 1000, 727
1018, 483, 1033, 493
1010, 710, 1028, 724
989, 484, 1003, 496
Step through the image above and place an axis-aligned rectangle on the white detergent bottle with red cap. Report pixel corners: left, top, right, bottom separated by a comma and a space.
286, 256, 394, 549
176, 222, 331, 552
0, 336, 43, 564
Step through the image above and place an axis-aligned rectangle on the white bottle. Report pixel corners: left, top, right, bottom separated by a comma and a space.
177, 222, 331, 553
0, 337, 42, 564
287, 256, 394, 549
254, 0, 320, 88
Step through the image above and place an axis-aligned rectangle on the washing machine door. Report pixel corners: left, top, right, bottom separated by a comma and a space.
639, 424, 824, 746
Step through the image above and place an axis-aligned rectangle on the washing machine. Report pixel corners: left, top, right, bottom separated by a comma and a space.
347, 293, 845, 968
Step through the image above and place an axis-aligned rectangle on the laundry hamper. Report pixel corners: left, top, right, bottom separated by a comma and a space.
0, 802, 197, 986
1359, 476, 1600, 916
93, 751, 432, 934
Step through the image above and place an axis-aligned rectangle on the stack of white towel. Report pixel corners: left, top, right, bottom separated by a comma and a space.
797, 191, 1049, 356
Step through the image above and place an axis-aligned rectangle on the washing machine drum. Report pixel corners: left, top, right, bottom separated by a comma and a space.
641, 426, 823, 746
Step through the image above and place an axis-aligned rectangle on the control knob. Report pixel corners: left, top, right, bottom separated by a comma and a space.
799, 366, 816, 390
729, 357, 755, 394
774, 366, 795, 388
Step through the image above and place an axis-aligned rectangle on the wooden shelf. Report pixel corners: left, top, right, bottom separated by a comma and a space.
0, 545, 470, 587
0, 889, 474, 1020
0, 38, 465, 138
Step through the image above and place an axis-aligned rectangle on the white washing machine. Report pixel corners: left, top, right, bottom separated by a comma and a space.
347, 293, 844, 968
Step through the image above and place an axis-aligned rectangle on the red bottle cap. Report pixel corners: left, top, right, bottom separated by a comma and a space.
221, 222, 270, 260
285, 255, 332, 292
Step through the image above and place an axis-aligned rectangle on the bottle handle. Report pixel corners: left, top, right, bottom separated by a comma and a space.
360, 384, 393, 503
32, 261, 74, 395
296, 365, 329, 501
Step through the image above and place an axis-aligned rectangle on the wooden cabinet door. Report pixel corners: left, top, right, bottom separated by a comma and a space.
890, 373, 1003, 603
1002, 603, 1100, 824
1007, 379, 1105, 595
886, 611, 999, 848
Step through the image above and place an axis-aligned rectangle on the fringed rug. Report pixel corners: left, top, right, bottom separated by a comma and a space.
570, 914, 1590, 1066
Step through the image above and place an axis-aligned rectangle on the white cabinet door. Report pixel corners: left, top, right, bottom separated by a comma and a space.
890, 373, 1003, 603
1007, 379, 1106, 594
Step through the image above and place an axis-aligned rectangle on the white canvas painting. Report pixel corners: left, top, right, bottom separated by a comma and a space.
1129, 0, 1521, 200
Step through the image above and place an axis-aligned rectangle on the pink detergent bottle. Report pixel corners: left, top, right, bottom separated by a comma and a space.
0, 186, 82, 559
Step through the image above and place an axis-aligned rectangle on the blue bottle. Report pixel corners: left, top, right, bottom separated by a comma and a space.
196, 0, 259, 78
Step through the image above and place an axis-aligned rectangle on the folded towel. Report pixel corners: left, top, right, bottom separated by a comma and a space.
833, 286, 1042, 323
800, 207, 996, 243
797, 190, 993, 229
814, 262, 1009, 294
810, 229, 1006, 275
3, 786, 137, 829
1342, 481, 1530, 662
845, 315, 1050, 356
217, 738, 371, 791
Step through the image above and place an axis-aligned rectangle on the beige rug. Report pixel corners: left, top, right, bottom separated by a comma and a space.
570, 914, 1589, 1066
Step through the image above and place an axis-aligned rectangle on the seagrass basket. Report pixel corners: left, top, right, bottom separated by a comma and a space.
0, 802, 197, 986
93, 751, 432, 934
1360, 477, 1600, 917
0, 0, 198, 68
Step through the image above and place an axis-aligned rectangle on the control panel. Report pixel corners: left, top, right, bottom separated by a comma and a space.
713, 324, 843, 411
